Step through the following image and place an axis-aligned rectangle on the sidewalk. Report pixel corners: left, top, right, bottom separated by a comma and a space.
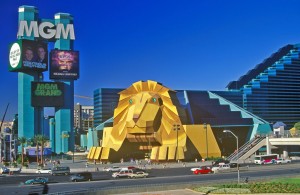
115, 189, 204, 195
18, 159, 215, 173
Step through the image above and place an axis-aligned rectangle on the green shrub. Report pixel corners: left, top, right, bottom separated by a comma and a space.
213, 188, 251, 194
3, 162, 9, 167
11, 162, 18, 168
193, 187, 218, 194
23, 162, 28, 168
16, 155, 29, 165
194, 181, 300, 194
249, 182, 300, 193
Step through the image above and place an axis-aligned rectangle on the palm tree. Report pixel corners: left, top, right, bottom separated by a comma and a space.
39, 135, 49, 166
33, 135, 42, 165
18, 136, 27, 166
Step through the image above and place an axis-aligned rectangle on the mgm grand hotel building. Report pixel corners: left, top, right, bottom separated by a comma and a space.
90, 44, 300, 162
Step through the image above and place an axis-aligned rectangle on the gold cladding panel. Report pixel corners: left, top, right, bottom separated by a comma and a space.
178, 146, 185, 160
158, 146, 168, 160
185, 125, 221, 158
102, 127, 112, 147
168, 146, 176, 160
141, 104, 160, 122
101, 147, 110, 160
88, 147, 96, 160
94, 147, 102, 160
150, 147, 159, 160
87, 148, 93, 159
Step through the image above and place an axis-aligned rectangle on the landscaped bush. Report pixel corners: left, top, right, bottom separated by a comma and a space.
213, 188, 251, 194
193, 187, 218, 194
3, 161, 9, 167
194, 181, 300, 194
16, 155, 29, 165
11, 161, 18, 168
250, 182, 300, 193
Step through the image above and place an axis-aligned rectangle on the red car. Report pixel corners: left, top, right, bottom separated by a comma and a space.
193, 166, 212, 174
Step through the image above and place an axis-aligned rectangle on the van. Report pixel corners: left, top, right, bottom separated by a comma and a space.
70, 172, 92, 182
50, 166, 70, 175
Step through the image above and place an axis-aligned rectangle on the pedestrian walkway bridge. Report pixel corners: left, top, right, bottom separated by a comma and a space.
227, 131, 300, 162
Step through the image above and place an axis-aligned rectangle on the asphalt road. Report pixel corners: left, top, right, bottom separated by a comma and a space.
0, 163, 299, 194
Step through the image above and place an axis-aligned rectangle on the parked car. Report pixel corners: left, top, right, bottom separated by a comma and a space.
128, 171, 149, 178
103, 166, 122, 172
112, 170, 133, 178
275, 158, 292, 164
36, 168, 52, 174
192, 166, 212, 174
70, 172, 92, 182
0, 167, 10, 174
211, 163, 230, 173
25, 177, 48, 185
50, 166, 70, 175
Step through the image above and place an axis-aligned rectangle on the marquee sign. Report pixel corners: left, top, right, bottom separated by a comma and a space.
8, 40, 48, 72
31, 82, 64, 107
18, 20, 75, 40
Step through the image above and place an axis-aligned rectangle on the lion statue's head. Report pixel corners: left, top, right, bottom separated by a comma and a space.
107, 80, 186, 151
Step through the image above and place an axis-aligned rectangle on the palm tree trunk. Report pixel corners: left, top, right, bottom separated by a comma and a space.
41, 143, 44, 166
36, 144, 39, 165
21, 145, 24, 166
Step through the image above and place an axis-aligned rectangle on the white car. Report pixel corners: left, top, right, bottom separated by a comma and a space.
128, 171, 149, 179
211, 163, 230, 173
275, 158, 291, 164
35, 168, 52, 174
103, 166, 122, 172
112, 170, 133, 178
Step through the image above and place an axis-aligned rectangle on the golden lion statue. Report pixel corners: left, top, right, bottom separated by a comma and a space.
88, 80, 221, 162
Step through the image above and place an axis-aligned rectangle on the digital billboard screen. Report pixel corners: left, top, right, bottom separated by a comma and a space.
9, 39, 48, 72
49, 50, 79, 80
31, 82, 64, 107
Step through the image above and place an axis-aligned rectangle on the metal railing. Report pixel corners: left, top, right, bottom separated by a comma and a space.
227, 135, 266, 161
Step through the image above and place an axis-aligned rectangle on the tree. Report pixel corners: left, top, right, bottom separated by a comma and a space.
294, 122, 300, 130
33, 135, 42, 165
18, 136, 27, 166
39, 135, 49, 166
32, 135, 50, 166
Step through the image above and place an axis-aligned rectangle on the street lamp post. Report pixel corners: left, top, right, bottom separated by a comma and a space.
173, 124, 180, 162
223, 129, 239, 184
204, 123, 208, 160
0, 134, 2, 163
73, 128, 76, 163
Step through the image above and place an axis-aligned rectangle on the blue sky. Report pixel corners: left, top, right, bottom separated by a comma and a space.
1, 0, 300, 120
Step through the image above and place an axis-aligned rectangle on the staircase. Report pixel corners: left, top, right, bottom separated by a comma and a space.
227, 135, 266, 162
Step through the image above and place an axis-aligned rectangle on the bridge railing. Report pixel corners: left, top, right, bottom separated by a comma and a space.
265, 130, 300, 138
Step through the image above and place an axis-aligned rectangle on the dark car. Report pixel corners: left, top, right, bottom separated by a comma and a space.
212, 159, 230, 166
70, 172, 92, 182
50, 166, 70, 175
25, 177, 48, 185
229, 163, 238, 168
